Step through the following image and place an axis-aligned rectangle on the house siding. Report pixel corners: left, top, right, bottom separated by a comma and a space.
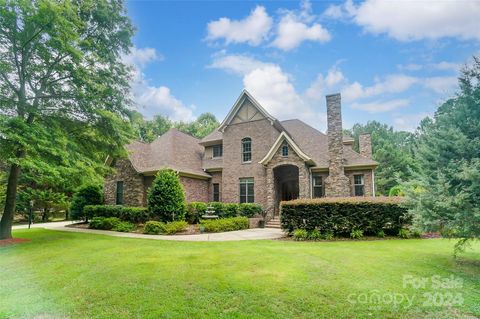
179, 176, 209, 203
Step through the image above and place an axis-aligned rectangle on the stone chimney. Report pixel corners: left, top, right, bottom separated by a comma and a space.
359, 134, 372, 158
324, 93, 351, 197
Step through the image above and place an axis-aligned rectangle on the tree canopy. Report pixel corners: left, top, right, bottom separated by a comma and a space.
0, 0, 134, 239
345, 121, 417, 195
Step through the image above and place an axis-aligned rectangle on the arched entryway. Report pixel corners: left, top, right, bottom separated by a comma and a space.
273, 165, 299, 214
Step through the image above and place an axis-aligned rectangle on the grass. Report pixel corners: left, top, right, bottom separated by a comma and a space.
1, 229, 479, 319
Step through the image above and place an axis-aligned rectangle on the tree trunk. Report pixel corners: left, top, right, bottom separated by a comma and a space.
0, 163, 22, 239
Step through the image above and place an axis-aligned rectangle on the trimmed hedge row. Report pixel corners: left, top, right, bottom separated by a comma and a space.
280, 197, 411, 236
186, 202, 262, 224
143, 220, 188, 235
84, 205, 149, 223
89, 217, 135, 232
201, 216, 249, 233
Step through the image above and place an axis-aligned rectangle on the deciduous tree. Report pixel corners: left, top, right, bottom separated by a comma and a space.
0, 0, 134, 239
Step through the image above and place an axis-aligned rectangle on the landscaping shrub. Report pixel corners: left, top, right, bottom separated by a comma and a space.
293, 229, 308, 241
144, 221, 166, 235
398, 229, 411, 239
70, 184, 103, 221
223, 203, 239, 218
350, 229, 364, 239
89, 217, 121, 230
238, 203, 262, 217
280, 197, 411, 237
376, 230, 386, 238
163, 221, 188, 235
186, 202, 207, 224
323, 231, 334, 240
308, 229, 322, 241
201, 217, 249, 233
113, 221, 135, 232
411, 229, 422, 238
84, 205, 149, 223
148, 169, 186, 222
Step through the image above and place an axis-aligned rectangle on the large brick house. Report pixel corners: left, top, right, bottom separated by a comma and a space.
104, 90, 378, 217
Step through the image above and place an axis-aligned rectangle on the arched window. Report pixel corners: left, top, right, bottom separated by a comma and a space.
242, 137, 252, 162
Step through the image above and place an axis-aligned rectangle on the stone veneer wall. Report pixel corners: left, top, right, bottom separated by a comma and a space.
104, 159, 144, 207
221, 118, 280, 207
266, 144, 310, 216
324, 93, 351, 197
359, 134, 373, 158
345, 169, 374, 196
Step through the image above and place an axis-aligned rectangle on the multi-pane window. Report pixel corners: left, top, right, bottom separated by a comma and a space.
239, 178, 254, 203
242, 138, 252, 162
312, 175, 324, 198
116, 181, 124, 205
282, 142, 289, 157
212, 145, 223, 158
213, 183, 220, 202
354, 174, 365, 196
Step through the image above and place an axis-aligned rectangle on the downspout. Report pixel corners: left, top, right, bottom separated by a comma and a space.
372, 170, 376, 197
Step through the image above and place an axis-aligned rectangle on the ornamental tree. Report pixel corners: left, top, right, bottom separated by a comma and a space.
147, 169, 186, 222
70, 184, 103, 221
0, 0, 134, 239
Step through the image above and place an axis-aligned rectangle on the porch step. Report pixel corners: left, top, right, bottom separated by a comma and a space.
265, 217, 281, 229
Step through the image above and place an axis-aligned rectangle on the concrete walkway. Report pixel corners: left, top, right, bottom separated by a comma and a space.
13, 221, 285, 242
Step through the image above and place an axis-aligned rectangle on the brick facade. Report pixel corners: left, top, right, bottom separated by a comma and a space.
104, 159, 144, 207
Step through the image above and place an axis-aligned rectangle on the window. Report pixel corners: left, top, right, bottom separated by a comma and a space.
212, 144, 223, 158
116, 181, 124, 205
242, 138, 252, 162
354, 174, 365, 196
312, 175, 324, 198
213, 183, 220, 202
239, 178, 254, 203
282, 142, 289, 157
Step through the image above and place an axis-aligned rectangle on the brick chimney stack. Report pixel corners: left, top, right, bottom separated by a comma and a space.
324, 93, 351, 197
359, 134, 372, 158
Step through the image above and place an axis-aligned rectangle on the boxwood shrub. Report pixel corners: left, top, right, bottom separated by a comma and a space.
143, 220, 188, 235
88, 217, 134, 232
84, 205, 149, 223
201, 216, 249, 233
186, 202, 208, 224
187, 202, 262, 220
280, 197, 411, 236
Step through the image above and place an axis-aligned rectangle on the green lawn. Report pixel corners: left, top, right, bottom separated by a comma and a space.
1, 229, 479, 319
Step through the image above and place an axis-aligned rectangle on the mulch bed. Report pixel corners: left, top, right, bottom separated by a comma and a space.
0, 238, 31, 247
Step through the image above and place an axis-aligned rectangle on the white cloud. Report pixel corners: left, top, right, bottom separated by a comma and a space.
206, 6, 272, 46
431, 61, 462, 72
341, 0, 480, 41
351, 99, 410, 113
342, 74, 418, 102
207, 54, 271, 76
122, 47, 162, 67
210, 53, 326, 129
306, 67, 345, 100
423, 76, 458, 94
123, 47, 194, 121
393, 112, 431, 132
271, 0, 331, 51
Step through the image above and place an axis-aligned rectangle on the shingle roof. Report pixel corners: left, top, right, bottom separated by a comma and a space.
280, 119, 378, 168
126, 128, 210, 178
199, 129, 222, 145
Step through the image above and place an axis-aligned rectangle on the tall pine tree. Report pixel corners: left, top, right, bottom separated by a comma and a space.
405, 57, 480, 253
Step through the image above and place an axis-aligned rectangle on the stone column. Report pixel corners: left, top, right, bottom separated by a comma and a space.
324, 93, 350, 197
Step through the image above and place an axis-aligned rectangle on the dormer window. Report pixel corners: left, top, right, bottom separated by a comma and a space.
242, 137, 252, 162
282, 142, 289, 157
212, 144, 223, 158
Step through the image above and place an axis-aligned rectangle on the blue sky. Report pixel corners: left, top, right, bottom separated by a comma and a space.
124, 0, 480, 132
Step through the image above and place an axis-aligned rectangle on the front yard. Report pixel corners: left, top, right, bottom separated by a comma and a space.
1, 229, 479, 319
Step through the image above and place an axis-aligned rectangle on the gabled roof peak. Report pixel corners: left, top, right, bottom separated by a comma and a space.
218, 89, 278, 132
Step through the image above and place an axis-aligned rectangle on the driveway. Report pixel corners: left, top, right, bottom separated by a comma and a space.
13, 221, 285, 241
